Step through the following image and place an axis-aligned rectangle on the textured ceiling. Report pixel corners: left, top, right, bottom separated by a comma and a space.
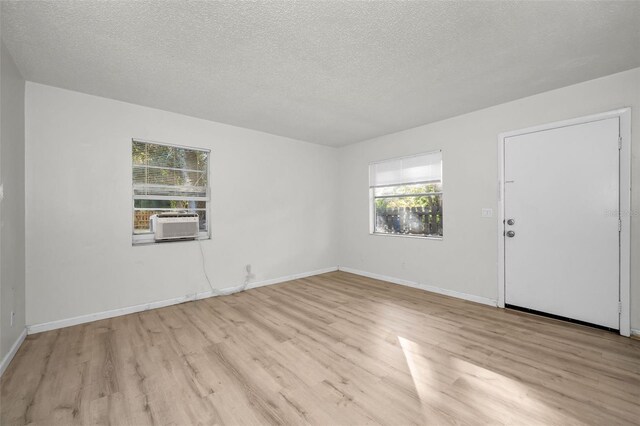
2, 1, 640, 146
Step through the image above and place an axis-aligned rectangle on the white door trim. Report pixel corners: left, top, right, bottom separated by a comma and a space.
497, 108, 631, 337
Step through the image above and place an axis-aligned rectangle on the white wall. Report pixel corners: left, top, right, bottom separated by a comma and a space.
337, 68, 640, 329
23, 68, 640, 332
25, 83, 338, 327
0, 41, 26, 363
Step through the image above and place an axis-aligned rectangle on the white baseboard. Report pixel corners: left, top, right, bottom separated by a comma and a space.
246, 266, 338, 290
27, 266, 338, 335
338, 266, 498, 307
0, 328, 27, 377
631, 329, 640, 338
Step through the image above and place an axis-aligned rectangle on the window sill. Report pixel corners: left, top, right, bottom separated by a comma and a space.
132, 232, 210, 246
370, 232, 443, 241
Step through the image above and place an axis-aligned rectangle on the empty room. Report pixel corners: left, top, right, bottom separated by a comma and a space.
1, 1, 639, 425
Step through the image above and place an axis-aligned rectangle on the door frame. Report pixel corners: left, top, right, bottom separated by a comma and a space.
497, 108, 631, 336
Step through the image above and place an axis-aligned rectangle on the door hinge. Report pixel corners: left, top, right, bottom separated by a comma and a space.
618, 302, 622, 314
618, 136, 622, 150
619, 219, 622, 232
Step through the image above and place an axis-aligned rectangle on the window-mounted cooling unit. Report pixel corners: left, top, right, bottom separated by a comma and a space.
150, 212, 200, 241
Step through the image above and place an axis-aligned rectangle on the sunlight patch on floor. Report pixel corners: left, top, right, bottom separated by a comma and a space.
398, 335, 557, 424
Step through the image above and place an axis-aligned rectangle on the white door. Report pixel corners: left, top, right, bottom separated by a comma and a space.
504, 118, 620, 329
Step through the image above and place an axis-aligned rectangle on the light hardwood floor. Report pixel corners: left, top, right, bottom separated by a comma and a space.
2, 271, 639, 425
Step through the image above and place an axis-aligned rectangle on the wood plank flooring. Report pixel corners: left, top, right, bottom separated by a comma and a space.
2, 271, 639, 425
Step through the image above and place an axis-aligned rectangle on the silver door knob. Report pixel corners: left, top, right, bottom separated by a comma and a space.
507, 219, 515, 225
506, 230, 515, 238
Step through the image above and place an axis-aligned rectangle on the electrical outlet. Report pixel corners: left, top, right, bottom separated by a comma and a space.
10, 311, 15, 327
481, 208, 493, 218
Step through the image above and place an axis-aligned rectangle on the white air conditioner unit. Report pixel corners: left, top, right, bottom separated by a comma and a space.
150, 212, 200, 241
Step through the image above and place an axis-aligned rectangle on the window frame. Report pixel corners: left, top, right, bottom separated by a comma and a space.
131, 138, 211, 245
369, 150, 443, 240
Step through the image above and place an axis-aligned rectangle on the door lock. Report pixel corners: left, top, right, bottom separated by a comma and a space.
506, 230, 515, 238
507, 219, 515, 225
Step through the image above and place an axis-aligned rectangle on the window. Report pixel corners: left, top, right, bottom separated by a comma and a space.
132, 139, 210, 244
369, 151, 443, 238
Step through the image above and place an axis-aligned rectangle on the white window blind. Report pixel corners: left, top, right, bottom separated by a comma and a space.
133, 140, 209, 200
369, 151, 442, 187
